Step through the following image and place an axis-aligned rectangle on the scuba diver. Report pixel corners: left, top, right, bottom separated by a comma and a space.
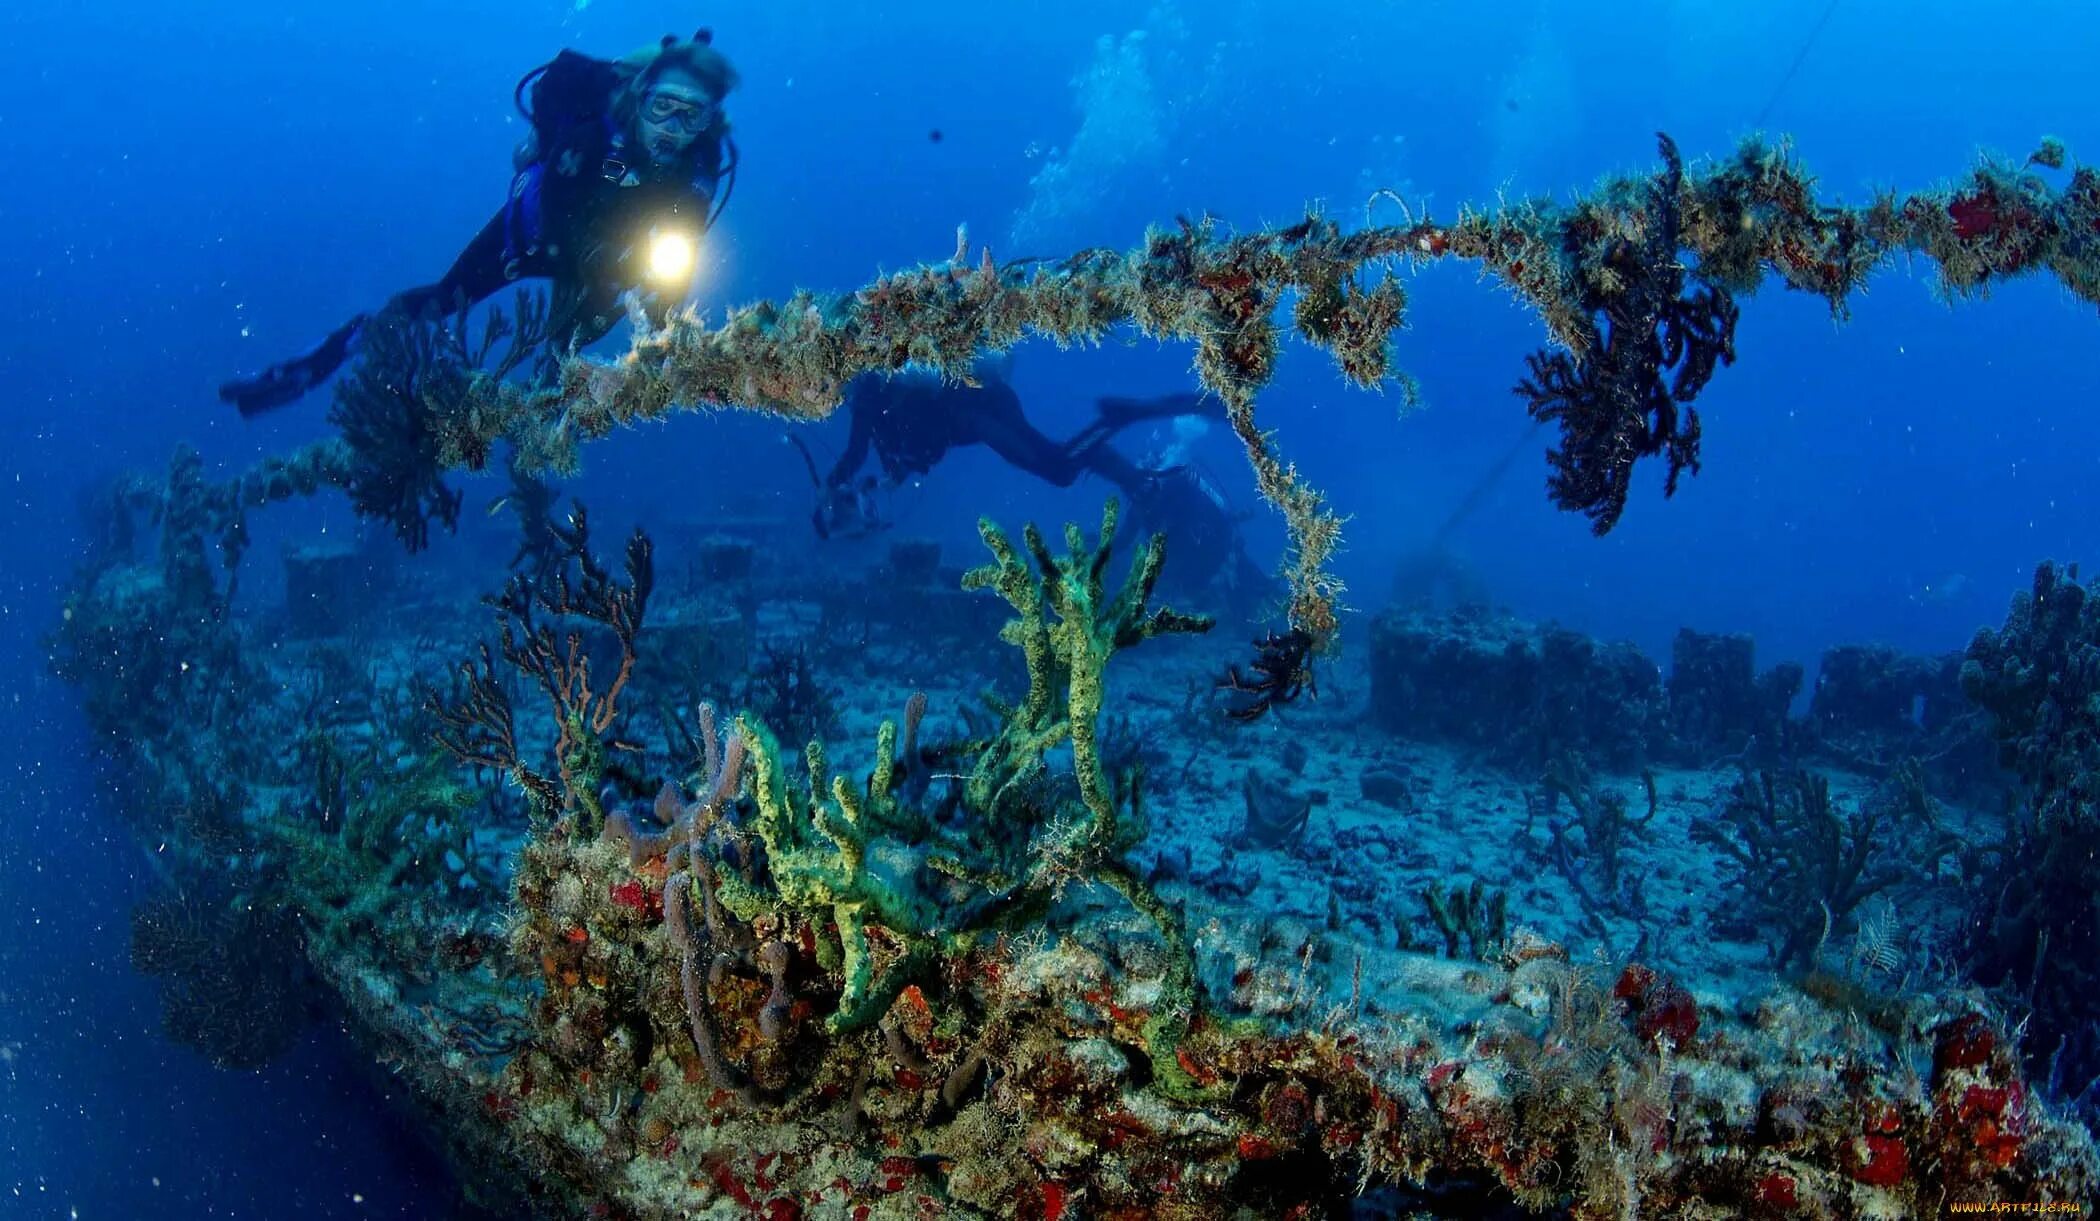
218, 31, 739, 417
791, 357, 1215, 540
793, 359, 1276, 614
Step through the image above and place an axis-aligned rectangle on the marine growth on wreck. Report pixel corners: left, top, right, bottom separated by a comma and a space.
47, 126, 2100, 1219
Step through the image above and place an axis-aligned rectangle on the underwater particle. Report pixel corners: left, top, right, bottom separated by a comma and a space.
928, 128, 944, 143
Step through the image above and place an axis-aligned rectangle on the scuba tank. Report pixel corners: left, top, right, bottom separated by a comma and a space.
515, 49, 625, 140
514, 29, 722, 140
511, 32, 738, 228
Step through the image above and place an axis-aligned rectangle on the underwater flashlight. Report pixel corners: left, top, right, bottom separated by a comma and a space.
647, 228, 698, 285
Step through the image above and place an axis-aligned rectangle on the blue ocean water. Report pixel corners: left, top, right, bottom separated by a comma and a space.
2, 1, 2097, 1215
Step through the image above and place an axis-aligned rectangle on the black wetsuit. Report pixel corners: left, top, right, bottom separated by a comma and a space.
1126, 462, 1271, 605
220, 50, 727, 416
816, 371, 1263, 598
401, 90, 725, 333
824, 373, 1204, 495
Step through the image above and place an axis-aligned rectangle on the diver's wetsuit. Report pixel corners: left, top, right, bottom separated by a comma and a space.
1126, 461, 1265, 596
824, 373, 1208, 495
819, 369, 1267, 603
220, 50, 727, 417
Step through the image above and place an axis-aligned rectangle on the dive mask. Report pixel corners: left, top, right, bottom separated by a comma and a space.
644, 91, 718, 134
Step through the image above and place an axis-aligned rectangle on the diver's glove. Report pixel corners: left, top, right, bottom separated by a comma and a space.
217, 313, 369, 417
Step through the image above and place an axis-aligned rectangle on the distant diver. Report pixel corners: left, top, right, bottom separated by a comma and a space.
218, 32, 740, 417
1121, 427, 1278, 617
793, 358, 1273, 612
793, 356, 1213, 539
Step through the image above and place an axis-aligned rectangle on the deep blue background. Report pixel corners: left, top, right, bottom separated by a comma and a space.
4, 1, 2097, 1214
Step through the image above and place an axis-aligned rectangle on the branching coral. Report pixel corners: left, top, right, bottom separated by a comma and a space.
957, 501, 1213, 849
430, 501, 653, 823
722, 502, 1216, 1077
428, 642, 548, 809
1692, 761, 1952, 973
1538, 752, 1657, 910
328, 319, 464, 552
498, 455, 564, 588
266, 746, 495, 982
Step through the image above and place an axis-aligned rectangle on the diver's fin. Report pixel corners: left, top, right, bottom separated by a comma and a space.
219, 365, 319, 417
1064, 391, 1221, 466
1094, 391, 1220, 429
218, 314, 369, 417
